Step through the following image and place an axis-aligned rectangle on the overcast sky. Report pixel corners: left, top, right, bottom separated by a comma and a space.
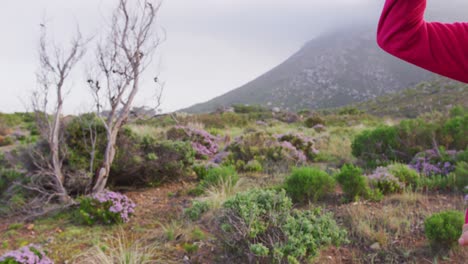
0, 0, 464, 113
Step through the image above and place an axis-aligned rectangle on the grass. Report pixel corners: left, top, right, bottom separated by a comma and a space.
75, 229, 173, 264
200, 177, 244, 211
128, 125, 167, 139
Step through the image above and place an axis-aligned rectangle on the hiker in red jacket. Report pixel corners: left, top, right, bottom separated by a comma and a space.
377, 0, 468, 246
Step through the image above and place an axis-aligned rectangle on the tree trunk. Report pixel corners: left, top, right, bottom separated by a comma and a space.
50, 93, 69, 202
92, 130, 118, 194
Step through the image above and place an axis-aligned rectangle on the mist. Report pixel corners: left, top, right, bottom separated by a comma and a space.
0, 0, 466, 113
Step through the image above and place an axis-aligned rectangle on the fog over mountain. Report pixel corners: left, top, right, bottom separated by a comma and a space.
183, 1, 468, 112
0, 0, 467, 113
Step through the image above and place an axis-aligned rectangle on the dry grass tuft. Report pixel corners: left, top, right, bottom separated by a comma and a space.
75, 229, 174, 264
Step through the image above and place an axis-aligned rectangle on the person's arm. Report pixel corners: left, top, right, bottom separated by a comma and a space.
377, 0, 468, 83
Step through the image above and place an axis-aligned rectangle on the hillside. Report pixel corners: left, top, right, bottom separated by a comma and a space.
183, 28, 436, 113
354, 78, 468, 118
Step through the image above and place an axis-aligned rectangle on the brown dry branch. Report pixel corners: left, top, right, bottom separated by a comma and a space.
31, 23, 86, 204
88, 0, 164, 194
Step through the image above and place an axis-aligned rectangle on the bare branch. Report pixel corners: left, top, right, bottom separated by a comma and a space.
31, 22, 87, 203
90, 0, 163, 194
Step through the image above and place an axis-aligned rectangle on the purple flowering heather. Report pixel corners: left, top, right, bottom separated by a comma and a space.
92, 190, 136, 223
0, 244, 53, 264
409, 149, 457, 176
276, 133, 319, 161
168, 126, 219, 158
280, 141, 307, 163
367, 167, 404, 194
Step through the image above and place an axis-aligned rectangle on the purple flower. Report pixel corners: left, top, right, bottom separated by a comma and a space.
409, 149, 457, 176
0, 244, 53, 264
169, 126, 219, 159
91, 190, 136, 223
276, 133, 318, 161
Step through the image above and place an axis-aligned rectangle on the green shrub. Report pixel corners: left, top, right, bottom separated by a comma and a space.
193, 164, 207, 180
243, 160, 263, 172
285, 167, 335, 202
223, 189, 292, 238
453, 162, 468, 192
250, 243, 269, 257
232, 104, 268, 114
220, 189, 347, 262
440, 114, 468, 149
424, 210, 464, 248
184, 200, 210, 221
457, 148, 468, 163
367, 167, 403, 195
64, 114, 107, 172
76, 191, 135, 225
387, 163, 420, 188
417, 175, 454, 192
351, 126, 399, 167
226, 131, 307, 173
112, 138, 195, 186
277, 209, 348, 261
352, 113, 468, 168
200, 165, 238, 189
304, 115, 325, 128
335, 164, 370, 201
0, 160, 29, 215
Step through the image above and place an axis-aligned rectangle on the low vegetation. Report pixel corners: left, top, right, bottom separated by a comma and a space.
1, 104, 467, 263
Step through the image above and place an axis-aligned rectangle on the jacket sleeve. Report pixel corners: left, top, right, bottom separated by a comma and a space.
377, 0, 468, 83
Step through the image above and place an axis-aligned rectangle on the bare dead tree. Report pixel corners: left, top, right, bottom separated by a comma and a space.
31, 24, 86, 203
88, 0, 164, 194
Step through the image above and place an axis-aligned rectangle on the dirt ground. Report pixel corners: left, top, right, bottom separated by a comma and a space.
1, 180, 468, 263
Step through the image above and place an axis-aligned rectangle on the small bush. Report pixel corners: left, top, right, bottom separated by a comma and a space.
77, 191, 136, 225
0, 244, 52, 264
250, 243, 269, 257
453, 162, 468, 192
304, 115, 325, 128
367, 167, 403, 195
0, 161, 29, 215
277, 133, 319, 161
335, 164, 370, 201
285, 167, 335, 202
112, 138, 195, 186
424, 210, 464, 248
387, 163, 420, 188
220, 189, 347, 262
232, 104, 268, 114
409, 149, 457, 176
456, 148, 468, 163
418, 175, 454, 191
243, 160, 263, 172
200, 165, 238, 189
193, 162, 218, 180
351, 126, 399, 167
226, 131, 307, 173
184, 200, 210, 221
167, 126, 218, 159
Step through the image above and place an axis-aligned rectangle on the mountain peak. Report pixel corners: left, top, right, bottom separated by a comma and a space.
183, 29, 435, 113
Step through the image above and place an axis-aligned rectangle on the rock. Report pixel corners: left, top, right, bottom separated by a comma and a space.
370, 242, 381, 250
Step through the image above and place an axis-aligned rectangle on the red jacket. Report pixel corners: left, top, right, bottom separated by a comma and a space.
377, 0, 468, 83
